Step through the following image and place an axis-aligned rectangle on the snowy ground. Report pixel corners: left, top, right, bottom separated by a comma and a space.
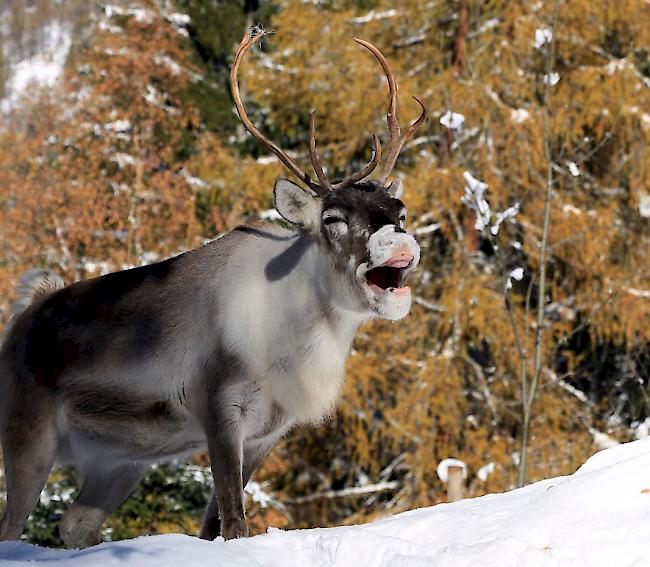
2, 438, 650, 566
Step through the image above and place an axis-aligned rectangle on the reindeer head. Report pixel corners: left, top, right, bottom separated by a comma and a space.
230, 29, 428, 320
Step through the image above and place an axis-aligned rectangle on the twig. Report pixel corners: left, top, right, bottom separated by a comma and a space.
414, 296, 446, 312
517, 0, 561, 488
284, 481, 400, 504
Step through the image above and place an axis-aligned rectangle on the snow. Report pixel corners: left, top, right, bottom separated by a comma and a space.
347, 9, 399, 24
477, 462, 495, 482
605, 58, 628, 75
4, 439, 650, 566
510, 108, 530, 123
98, 20, 123, 35
439, 110, 465, 130
589, 428, 620, 450
1, 21, 72, 113
490, 203, 519, 236
436, 458, 467, 482
567, 161, 580, 177
260, 209, 283, 222
104, 4, 155, 24
154, 55, 182, 76
104, 119, 132, 133
180, 169, 209, 189
244, 480, 283, 510
461, 171, 491, 232
562, 203, 582, 215
641, 113, 650, 130
505, 267, 525, 290
414, 223, 441, 236
624, 287, 650, 299
543, 72, 560, 86
534, 27, 553, 49
111, 153, 136, 169
256, 155, 281, 165
633, 417, 650, 439
81, 260, 112, 275
639, 193, 650, 218
167, 13, 191, 26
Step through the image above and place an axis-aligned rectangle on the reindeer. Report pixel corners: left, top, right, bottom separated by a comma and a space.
0, 29, 428, 548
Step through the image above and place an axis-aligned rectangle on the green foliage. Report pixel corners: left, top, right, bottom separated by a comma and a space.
182, 0, 249, 62
104, 464, 212, 541
185, 78, 236, 133
22, 470, 78, 548
176, 0, 278, 133
16, 465, 211, 548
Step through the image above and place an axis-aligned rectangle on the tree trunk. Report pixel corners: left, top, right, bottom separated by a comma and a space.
452, 0, 469, 69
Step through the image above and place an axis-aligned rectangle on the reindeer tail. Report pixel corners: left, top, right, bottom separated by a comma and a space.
11, 269, 65, 317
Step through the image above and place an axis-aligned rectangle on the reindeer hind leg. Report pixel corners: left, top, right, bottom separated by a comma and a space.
0, 391, 58, 542
59, 461, 146, 549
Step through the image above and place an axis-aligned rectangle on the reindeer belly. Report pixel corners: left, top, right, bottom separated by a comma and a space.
58, 386, 208, 464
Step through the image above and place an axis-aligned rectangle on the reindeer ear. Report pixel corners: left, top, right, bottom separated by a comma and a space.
387, 179, 404, 199
273, 179, 321, 230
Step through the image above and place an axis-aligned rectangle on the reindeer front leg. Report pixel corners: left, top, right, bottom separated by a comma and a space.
202, 379, 264, 541
200, 441, 273, 541
203, 422, 249, 540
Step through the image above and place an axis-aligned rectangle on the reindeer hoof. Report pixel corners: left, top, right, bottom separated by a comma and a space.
221, 517, 249, 540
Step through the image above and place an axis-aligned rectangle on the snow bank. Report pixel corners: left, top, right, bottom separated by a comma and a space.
3, 438, 650, 566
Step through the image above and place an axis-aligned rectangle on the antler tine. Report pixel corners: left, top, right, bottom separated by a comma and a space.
379, 96, 429, 184
333, 135, 382, 189
309, 110, 335, 192
354, 38, 400, 148
307, 38, 387, 191
230, 28, 327, 195
310, 110, 382, 191
354, 37, 430, 185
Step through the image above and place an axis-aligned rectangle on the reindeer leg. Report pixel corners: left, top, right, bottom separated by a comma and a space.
199, 490, 221, 541
202, 378, 259, 541
60, 462, 146, 549
0, 394, 58, 542
199, 441, 272, 540
203, 425, 248, 540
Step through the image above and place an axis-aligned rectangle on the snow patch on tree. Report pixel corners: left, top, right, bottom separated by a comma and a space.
0, 21, 72, 113
534, 27, 553, 49
439, 110, 465, 131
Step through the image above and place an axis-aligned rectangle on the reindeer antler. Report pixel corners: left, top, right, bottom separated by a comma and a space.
354, 38, 429, 185
308, 110, 382, 191
230, 29, 427, 195
230, 28, 325, 195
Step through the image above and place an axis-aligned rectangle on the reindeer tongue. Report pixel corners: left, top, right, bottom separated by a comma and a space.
366, 266, 401, 290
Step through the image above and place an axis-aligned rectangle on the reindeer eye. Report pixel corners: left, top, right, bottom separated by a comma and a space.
323, 216, 347, 226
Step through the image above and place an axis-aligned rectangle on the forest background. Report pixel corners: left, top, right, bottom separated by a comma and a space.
0, 0, 649, 547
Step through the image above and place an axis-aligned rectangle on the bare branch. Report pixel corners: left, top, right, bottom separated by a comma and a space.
284, 481, 400, 504
518, 0, 562, 488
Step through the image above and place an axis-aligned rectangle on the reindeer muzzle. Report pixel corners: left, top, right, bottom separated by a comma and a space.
356, 225, 420, 319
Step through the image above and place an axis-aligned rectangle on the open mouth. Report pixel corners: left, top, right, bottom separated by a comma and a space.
363, 256, 413, 295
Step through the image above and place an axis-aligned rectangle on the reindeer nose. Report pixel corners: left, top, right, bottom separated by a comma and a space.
385, 255, 414, 268
385, 243, 415, 268
394, 243, 413, 258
